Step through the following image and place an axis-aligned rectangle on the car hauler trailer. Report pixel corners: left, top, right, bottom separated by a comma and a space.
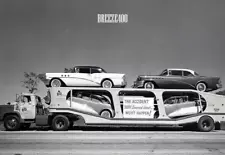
1, 88, 225, 132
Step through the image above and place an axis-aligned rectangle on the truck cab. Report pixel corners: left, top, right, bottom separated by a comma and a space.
0, 93, 49, 131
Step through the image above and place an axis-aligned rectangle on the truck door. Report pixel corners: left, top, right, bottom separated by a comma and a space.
19, 95, 36, 119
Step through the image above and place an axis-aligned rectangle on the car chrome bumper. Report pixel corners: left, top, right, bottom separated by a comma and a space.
216, 83, 222, 88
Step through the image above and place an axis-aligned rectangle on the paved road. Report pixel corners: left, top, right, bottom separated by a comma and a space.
1, 130, 225, 155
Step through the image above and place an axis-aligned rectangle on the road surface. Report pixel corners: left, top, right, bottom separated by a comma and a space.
1, 130, 225, 155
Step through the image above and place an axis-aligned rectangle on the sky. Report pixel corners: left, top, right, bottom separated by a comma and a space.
0, 0, 225, 103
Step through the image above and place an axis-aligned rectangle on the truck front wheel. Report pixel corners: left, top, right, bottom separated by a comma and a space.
4, 115, 21, 131
52, 115, 70, 131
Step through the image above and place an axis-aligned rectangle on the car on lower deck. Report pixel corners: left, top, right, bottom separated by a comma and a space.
132, 68, 222, 92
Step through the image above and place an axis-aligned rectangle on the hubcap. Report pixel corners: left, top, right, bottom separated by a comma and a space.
145, 83, 154, 89
101, 111, 111, 118
197, 83, 206, 91
51, 79, 61, 87
56, 119, 65, 129
103, 80, 112, 88
7, 118, 17, 129
202, 120, 210, 129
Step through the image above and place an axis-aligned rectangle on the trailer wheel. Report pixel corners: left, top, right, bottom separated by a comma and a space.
52, 115, 70, 131
4, 115, 21, 131
197, 116, 215, 132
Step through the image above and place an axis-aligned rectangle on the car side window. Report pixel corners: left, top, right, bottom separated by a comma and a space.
183, 71, 194, 77
78, 68, 90, 74
91, 68, 101, 74
170, 70, 182, 76
67, 89, 115, 109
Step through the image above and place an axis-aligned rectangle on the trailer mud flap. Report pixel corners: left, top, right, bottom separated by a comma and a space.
35, 115, 49, 126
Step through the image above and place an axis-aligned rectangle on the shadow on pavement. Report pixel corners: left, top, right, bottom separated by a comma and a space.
0, 123, 222, 132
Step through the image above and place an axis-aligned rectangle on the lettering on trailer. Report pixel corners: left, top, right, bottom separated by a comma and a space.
123, 97, 154, 118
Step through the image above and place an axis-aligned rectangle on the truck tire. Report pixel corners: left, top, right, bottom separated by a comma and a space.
197, 116, 215, 132
52, 115, 70, 131
4, 115, 21, 131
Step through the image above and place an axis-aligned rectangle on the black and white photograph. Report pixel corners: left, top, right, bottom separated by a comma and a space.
1, 0, 225, 154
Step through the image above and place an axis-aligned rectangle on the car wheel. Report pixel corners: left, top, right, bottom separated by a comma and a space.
4, 115, 21, 131
101, 80, 113, 88
144, 82, 155, 89
196, 82, 207, 92
52, 115, 70, 131
100, 110, 112, 118
50, 79, 62, 87
197, 116, 215, 132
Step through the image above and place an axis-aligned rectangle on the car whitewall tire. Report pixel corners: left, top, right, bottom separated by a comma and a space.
102, 80, 113, 88
100, 110, 112, 118
51, 79, 62, 87
144, 82, 155, 89
196, 82, 207, 92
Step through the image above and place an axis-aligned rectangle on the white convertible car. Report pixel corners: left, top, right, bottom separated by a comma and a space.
44, 66, 127, 88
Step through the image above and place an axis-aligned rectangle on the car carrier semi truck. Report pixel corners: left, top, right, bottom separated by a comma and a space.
0, 87, 225, 132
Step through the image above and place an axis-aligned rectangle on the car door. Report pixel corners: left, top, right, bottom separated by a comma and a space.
179, 71, 199, 89
90, 68, 103, 85
162, 70, 185, 89
66, 67, 96, 86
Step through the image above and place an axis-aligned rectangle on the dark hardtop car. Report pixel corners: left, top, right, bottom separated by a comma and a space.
133, 68, 222, 92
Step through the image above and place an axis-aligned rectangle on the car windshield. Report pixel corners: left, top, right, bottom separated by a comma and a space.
194, 72, 199, 76
160, 69, 167, 76
99, 68, 107, 73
